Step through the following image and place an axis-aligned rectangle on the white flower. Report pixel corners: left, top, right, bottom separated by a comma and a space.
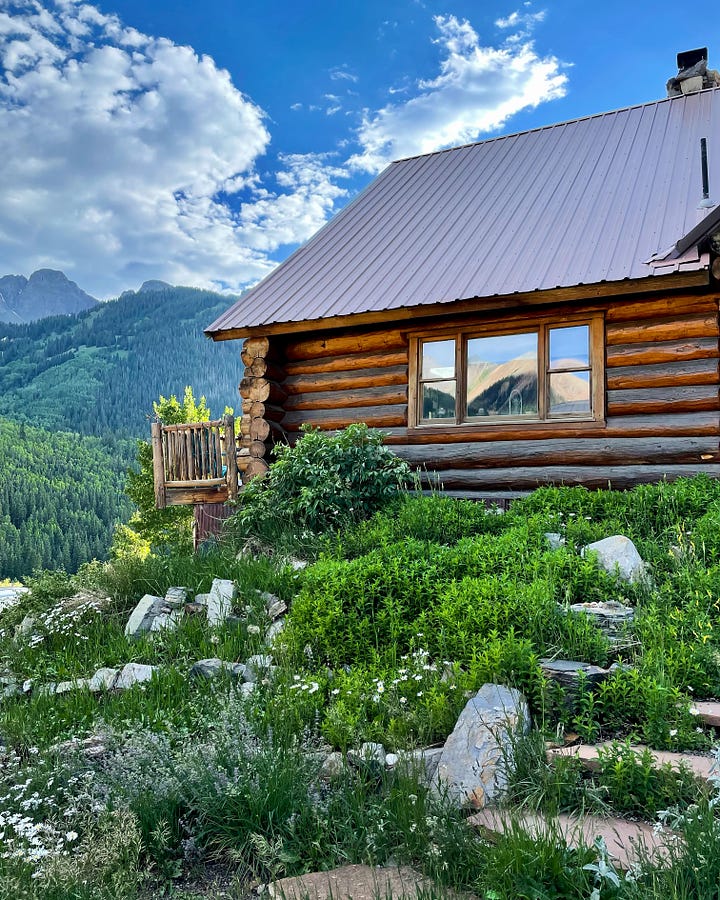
669, 728, 678, 737
65, 831, 78, 842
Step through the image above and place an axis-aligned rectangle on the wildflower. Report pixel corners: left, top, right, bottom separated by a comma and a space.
669, 728, 678, 737
65, 831, 78, 842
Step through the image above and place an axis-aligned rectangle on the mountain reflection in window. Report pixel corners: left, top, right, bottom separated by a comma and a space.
423, 382, 456, 419
466, 333, 538, 418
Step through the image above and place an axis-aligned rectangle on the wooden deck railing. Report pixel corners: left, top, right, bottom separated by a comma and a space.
151, 414, 238, 508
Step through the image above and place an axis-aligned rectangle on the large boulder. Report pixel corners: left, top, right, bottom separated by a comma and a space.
435, 683, 529, 808
115, 662, 157, 689
581, 535, 647, 584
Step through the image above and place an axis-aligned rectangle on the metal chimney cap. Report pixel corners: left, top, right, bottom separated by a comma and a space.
677, 47, 708, 71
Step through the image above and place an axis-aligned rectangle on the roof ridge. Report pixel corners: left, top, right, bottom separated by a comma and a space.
390, 86, 720, 165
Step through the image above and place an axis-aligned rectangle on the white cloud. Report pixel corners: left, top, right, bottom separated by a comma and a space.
0, 0, 346, 296
329, 64, 358, 83
348, 13, 566, 173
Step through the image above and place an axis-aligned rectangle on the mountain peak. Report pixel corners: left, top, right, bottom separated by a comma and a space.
0, 269, 97, 323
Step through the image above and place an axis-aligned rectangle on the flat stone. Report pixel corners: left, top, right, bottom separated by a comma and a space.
469, 808, 679, 869
207, 579, 236, 627
55, 679, 91, 694
268, 865, 444, 900
435, 683, 529, 808
689, 700, 720, 727
115, 662, 157, 690
53, 734, 109, 760
581, 535, 648, 584
124, 594, 164, 640
164, 587, 188, 608
263, 593, 287, 620
548, 742, 716, 783
568, 600, 634, 635
190, 658, 224, 679
88, 668, 119, 691
540, 659, 610, 691
15, 615, 35, 640
194, 593, 210, 606
544, 532, 566, 550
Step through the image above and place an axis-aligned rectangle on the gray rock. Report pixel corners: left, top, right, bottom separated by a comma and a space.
207, 579, 236, 627
239, 681, 256, 697
396, 747, 445, 784
260, 592, 287, 620
194, 593, 210, 606
244, 654, 274, 683
53, 734, 108, 760
227, 662, 246, 680
37, 683, 57, 697
539, 659, 610, 691
265, 619, 285, 646
288, 558, 308, 571
22, 679, 33, 694
55, 679, 90, 695
0, 677, 19, 700
581, 535, 648, 584
115, 662, 157, 689
435, 683, 529, 808
124, 594, 164, 639
569, 600, 634, 636
15, 615, 35, 641
149, 608, 183, 633
385, 752, 399, 768
88, 668, 119, 691
320, 751, 345, 780
164, 587, 188, 608
190, 658, 224, 679
544, 532, 566, 550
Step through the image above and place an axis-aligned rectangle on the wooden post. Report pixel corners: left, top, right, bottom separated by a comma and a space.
151, 422, 167, 509
223, 413, 238, 500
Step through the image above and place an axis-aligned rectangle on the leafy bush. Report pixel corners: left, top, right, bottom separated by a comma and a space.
228, 424, 410, 542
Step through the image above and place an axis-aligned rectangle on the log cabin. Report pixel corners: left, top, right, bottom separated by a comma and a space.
204, 70, 720, 502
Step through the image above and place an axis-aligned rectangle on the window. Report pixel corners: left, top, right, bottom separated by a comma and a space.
413, 316, 602, 427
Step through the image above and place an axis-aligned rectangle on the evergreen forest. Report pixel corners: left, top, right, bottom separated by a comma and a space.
0, 286, 242, 580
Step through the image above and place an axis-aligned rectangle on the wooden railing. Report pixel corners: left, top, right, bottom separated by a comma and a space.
151, 415, 238, 508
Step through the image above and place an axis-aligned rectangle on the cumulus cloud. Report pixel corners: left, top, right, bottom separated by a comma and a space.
348, 12, 567, 173
0, 0, 345, 296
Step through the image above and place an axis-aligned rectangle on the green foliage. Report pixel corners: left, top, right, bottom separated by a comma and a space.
118, 387, 212, 555
228, 424, 410, 542
0, 418, 133, 580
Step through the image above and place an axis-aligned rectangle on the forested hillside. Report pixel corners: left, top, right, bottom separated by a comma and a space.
0, 418, 134, 580
0, 286, 241, 437
0, 285, 244, 580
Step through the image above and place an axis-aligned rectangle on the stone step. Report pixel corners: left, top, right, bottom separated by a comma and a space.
268, 864, 473, 899
547, 741, 716, 783
690, 700, 720, 728
469, 808, 678, 869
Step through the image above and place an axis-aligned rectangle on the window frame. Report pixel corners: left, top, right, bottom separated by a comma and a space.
408, 312, 604, 429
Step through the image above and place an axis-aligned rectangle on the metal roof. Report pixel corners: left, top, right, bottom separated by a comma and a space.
208, 89, 720, 338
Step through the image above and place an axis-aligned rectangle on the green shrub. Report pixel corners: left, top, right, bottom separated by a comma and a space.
227, 424, 410, 543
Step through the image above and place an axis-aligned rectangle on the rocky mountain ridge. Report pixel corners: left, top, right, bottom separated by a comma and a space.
0, 268, 98, 323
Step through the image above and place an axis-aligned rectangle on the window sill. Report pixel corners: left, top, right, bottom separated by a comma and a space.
411, 417, 605, 433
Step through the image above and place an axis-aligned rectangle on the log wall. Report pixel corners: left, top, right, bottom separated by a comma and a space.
256, 290, 720, 496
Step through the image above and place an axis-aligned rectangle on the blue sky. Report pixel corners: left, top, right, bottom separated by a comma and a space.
1, 0, 718, 298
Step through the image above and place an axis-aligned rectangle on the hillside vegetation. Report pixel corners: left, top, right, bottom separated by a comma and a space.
0, 285, 240, 437
2, 432, 720, 898
0, 418, 133, 580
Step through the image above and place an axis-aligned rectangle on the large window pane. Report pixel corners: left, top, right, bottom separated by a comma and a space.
422, 382, 456, 419
549, 371, 590, 415
421, 339, 455, 379
466, 332, 538, 417
549, 325, 589, 370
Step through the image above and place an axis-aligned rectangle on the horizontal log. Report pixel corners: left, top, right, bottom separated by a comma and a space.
282, 404, 408, 430
390, 437, 719, 469
606, 314, 717, 346
284, 384, 407, 412
242, 336, 270, 361
419, 489, 531, 501
606, 337, 720, 368
164, 485, 229, 506
607, 385, 720, 416
605, 293, 718, 323
606, 358, 719, 390
164, 477, 226, 488
380, 412, 720, 444
283, 365, 408, 396
284, 329, 407, 362
284, 349, 409, 377
416, 464, 720, 491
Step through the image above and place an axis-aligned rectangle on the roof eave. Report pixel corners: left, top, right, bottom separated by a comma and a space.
205, 269, 711, 342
